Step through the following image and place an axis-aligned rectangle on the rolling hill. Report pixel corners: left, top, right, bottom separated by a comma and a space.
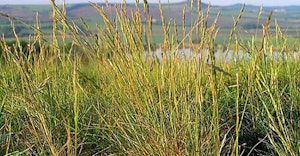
1, 1, 300, 39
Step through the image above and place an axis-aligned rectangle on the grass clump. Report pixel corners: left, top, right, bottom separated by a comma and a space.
0, 0, 300, 155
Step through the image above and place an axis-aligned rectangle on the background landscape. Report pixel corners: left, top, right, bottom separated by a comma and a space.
1, 1, 300, 44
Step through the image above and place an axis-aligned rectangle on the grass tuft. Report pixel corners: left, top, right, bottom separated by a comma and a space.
0, 0, 299, 155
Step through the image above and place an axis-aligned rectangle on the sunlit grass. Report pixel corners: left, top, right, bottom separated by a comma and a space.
0, 0, 299, 155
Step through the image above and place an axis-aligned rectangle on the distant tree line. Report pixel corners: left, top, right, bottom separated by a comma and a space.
243, 23, 263, 29
0, 25, 33, 38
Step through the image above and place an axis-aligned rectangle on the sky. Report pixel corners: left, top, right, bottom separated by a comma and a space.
1, 0, 300, 6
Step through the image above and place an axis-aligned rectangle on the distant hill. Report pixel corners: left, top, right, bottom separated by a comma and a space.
1, 2, 300, 23
0, 5, 52, 22
0, 1, 210, 23
1, 1, 300, 38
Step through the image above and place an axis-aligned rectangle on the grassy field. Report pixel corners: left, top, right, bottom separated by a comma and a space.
0, 1, 300, 155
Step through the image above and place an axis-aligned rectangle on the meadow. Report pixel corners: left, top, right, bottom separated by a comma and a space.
0, 1, 300, 155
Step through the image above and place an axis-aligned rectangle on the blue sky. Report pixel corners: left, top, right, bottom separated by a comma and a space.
1, 0, 300, 6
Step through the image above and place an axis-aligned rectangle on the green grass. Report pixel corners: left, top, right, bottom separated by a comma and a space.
0, 1, 300, 155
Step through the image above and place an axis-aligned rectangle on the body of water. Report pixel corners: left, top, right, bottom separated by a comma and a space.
145, 48, 299, 63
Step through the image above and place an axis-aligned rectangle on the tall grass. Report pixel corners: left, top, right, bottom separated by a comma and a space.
0, 0, 300, 155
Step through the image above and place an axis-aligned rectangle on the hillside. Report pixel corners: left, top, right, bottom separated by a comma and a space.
1, 2, 300, 39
